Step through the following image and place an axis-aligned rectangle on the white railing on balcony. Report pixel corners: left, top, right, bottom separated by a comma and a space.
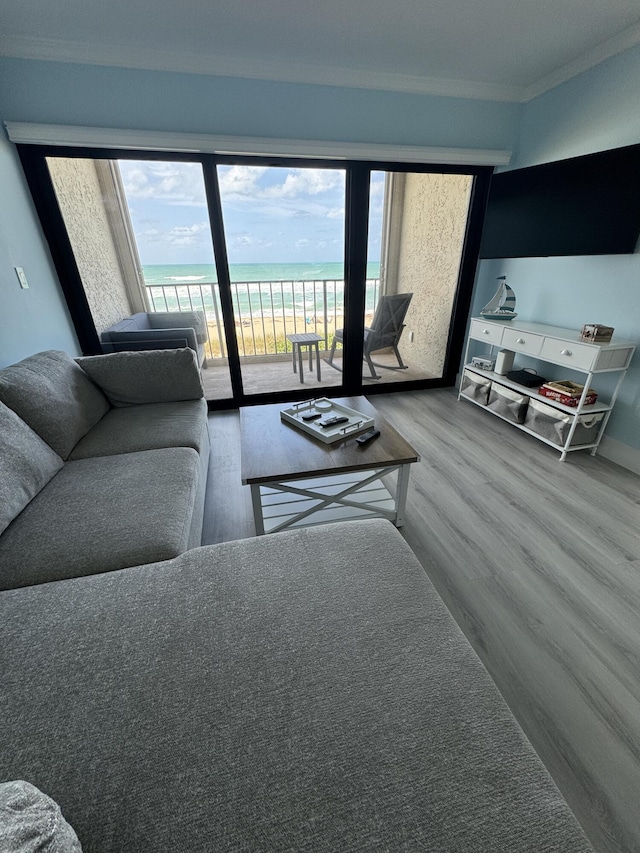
145, 279, 381, 359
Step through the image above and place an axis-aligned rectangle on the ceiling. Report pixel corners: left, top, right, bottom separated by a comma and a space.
1, 0, 640, 102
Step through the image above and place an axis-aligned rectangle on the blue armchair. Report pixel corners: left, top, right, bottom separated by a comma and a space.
101, 311, 208, 367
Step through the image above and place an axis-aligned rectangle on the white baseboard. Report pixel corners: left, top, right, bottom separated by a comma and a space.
597, 435, 640, 476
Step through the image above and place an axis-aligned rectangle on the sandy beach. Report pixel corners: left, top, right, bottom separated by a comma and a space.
204, 312, 375, 358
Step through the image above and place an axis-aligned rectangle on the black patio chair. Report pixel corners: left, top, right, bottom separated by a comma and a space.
327, 292, 413, 380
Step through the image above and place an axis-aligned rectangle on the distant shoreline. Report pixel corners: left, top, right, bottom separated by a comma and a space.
142, 261, 381, 285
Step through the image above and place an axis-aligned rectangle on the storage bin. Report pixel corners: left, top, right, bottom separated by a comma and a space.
524, 398, 605, 447
487, 382, 529, 424
460, 368, 491, 405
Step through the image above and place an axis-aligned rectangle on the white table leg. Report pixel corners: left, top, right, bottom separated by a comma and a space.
250, 484, 266, 535
394, 463, 411, 527
298, 346, 304, 383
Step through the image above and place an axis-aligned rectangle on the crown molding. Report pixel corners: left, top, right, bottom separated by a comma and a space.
0, 35, 524, 102
4, 24, 640, 105
523, 21, 640, 101
4, 122, 512, 166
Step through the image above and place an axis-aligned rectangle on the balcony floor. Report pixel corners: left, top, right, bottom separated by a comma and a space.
201, 351, 435, 399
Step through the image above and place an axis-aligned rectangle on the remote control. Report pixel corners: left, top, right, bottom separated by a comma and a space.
319, 415, 349, 428
356, 428, 380, 446
301, 412, 322, 421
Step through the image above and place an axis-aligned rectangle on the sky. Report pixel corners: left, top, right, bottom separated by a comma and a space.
117, 160, 385, 267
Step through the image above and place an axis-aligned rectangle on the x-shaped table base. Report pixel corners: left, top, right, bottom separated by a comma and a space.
250, 464, 411, 535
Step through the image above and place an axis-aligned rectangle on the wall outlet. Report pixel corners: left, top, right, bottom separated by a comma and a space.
15, 267, 29, 289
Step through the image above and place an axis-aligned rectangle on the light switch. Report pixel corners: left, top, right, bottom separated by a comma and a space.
15, 267, 29, 289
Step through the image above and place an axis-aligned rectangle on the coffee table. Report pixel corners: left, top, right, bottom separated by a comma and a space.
240, 397, 419, 535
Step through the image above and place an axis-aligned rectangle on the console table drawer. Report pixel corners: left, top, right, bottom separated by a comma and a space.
539, 338, 596, 370
469, 320, 504, 345
502, 328, 544, 356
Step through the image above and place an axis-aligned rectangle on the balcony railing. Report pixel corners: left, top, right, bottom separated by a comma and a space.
145, 279, 381, 360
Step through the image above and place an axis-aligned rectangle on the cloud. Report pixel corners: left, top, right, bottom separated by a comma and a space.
218, 165, 269, 199
218, 165, 343, 201
118, 160, 207, 206
164, 221, 210, 247
117, 160, 365, 264
230, 233, 273, 251
267, 169, 343, 198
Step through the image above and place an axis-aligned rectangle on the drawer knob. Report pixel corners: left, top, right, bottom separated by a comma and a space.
516, 338, 525, 344
561, 349, 573, 356
483, 329, 490, 334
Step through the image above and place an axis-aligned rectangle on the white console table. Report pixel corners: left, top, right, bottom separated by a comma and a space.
459, 318, 635, 460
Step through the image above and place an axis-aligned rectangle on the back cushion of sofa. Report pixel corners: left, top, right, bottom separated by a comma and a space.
77, 348, 204, 406
0, 401, 64, 535
0, 350, 110, 459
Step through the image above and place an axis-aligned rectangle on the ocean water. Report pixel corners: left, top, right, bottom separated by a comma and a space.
142, 262, 379, 285
143, 262, 381, 318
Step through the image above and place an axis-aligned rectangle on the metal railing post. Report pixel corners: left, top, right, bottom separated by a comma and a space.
323, 281, 329, 352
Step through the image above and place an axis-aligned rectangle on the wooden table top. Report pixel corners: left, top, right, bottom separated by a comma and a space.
240, 396, 419, 485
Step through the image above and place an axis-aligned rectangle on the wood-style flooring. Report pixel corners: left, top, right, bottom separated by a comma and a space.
202, 388, 640, 853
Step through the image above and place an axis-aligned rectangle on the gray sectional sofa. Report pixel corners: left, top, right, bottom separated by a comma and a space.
0, 521, 593, 852
0, 348, 593, 851
0, 347, 209, 589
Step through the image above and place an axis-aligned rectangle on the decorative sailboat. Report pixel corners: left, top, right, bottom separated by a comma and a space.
480, 276, 517, 319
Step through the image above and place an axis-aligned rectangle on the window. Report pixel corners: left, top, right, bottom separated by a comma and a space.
21, 146, 491, 406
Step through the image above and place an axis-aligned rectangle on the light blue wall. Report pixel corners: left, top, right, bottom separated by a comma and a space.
0, 57, 519, 370
515, 45, 640, 167
0, 58, 520, 151
473, 46, 640, 459
0, 114, 79, 367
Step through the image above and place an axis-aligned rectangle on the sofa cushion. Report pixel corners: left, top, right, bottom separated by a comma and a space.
77, 348, 203, 407
0, 521, 593, 852
69, 399, 209, 459
0, 780, 82, 852
0, 402, 65, 535
0, 351, 110, 459
0, 447, 200, 590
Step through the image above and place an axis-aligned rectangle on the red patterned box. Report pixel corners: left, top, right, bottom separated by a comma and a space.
538, 381, 597, 407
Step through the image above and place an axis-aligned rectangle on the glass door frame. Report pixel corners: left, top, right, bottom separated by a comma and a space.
17, 143, 492, 409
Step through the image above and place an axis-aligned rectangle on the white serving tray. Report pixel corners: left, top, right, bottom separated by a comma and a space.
280, 398, 374, 444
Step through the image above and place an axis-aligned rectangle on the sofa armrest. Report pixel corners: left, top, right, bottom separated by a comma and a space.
76, 348, 204, 407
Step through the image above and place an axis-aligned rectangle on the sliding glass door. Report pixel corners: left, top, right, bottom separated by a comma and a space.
21, 145, 491, 406
359, 169, 473, 385
46, 155, 234, 400
216, 164, 347, 395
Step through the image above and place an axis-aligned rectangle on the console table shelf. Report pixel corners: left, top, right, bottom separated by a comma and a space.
459, 318, 635, 460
